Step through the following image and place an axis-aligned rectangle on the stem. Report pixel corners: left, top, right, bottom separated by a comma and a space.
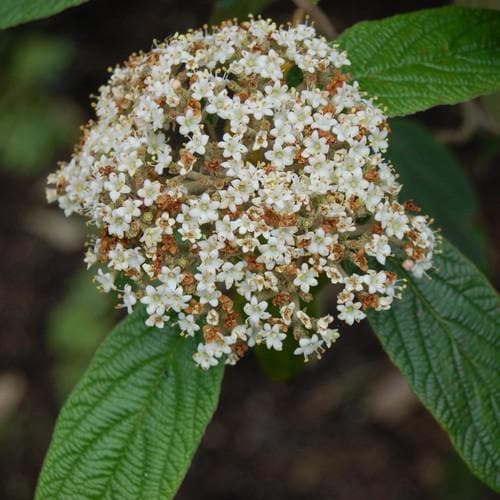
291, 0, 338, 39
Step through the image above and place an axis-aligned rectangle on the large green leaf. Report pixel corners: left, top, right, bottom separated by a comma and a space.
36, 307, 224, 499
337, 6, 500, 116
368, 239, 500, 491
387, 118, 487, 268
0, 0, 87, 30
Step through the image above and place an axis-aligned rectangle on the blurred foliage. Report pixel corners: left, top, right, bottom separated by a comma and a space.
0, 34, 80, 174
438, 454, 492, 500
252, 292, 324, 381
387, 118, 488, 270
254, 334, 305, 382
47, 270, 114, 400
456, 0, 500, 9
210, 0, 276, 23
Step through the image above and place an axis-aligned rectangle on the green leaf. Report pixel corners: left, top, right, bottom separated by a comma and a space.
337, 6, 500, 116
210, 0, 276, 24
286, 64, 304, 88
7, 36, 74, 87
0, 0, 87, 30
387, 118, 487, 268
368, 239, 500, 491
36, 307, 224, 499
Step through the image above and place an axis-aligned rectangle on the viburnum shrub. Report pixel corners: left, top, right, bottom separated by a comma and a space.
3, 2, 497, 498
46, 19, 436, 368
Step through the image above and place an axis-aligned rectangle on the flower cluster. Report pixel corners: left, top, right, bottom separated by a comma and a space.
47, 18, 437, 368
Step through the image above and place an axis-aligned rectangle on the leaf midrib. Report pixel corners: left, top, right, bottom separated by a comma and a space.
99, 341, 179, 499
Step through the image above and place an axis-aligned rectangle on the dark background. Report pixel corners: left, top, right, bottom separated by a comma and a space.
0, 1, 499, 499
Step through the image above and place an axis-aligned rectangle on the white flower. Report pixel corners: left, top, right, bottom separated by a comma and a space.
264, 142, 296, 168
158, 265, 183, 289
116, 198, 142, 222
215, 215, 237, 241
344, 275, 363, 293
319, 328, 339, 348
312, 112, 336, 131
126, 247, 145, 270
176, 108, 201, 136
307, 228, 334, 257
384, 212, 410, 240
137, 179, 161, 207
186, 132, 209, 155
293, 263, 318, 293
191, 76, 215, 100
205, 91, 231, 115
362, 270, 387, 294
104, 172, 131, 202
218, 261, 246, 288
141, 285, 168, 316
106, 209, 130, 238
155, 145, 172, 174
257, 237, 289, 270
287, 103, 313, 131
293, 334, 323, 360
145, 313, 169, 329
218, 133, 247, 160
270, 117, 296, 144
244, 296, 271, 325
255, 49, 285, 79
261, 323, 287, 350
108, 243, 129, 271
189, 193, 220, 224
337, 301, 365, 325
302, 131, 329, 158
228, 99, 250, 133
369, 128, 388, 152
365, 234, 391, 265
121, 284, 136, 313
197, 286, 221, 307
193, 343, 219, 369
140, 226, 163, 249
95, 269, 114, 292
166, 286, 192, 313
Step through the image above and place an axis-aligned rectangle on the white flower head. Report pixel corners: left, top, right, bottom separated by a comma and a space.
48, 17, 437, 368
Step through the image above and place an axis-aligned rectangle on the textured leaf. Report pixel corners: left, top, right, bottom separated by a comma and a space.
368, 239, 500, 491
337, 6, 500, 116
0, 0, 87, 30
210, 0, 276, 24
387, 118, 487, 268
36, 307, 224, 499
